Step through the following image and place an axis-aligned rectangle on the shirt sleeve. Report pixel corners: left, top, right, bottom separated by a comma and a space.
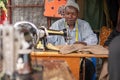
47, 22, 59, 45
80, 21, 98, 45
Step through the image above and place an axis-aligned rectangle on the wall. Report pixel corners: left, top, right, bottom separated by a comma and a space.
8, 0, 47, 28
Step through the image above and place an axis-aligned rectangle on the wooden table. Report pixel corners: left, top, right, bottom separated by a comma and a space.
31, 51, 108, 80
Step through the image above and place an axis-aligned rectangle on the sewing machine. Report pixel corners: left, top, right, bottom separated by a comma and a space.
14, 21, 68, 51
0, 21, 73, 80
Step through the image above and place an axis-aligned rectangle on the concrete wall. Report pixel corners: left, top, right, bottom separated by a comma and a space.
11, 0, 47, 28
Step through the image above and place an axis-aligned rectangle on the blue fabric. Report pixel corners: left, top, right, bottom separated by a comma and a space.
91, 58, 97, 80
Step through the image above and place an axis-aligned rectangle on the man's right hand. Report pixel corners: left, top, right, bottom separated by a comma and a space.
73, 41, 87, 46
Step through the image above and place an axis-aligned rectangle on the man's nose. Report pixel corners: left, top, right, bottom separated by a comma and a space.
68, 14, 73, 18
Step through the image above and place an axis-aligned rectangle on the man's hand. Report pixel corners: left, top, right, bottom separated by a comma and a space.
74, 41, 87, 46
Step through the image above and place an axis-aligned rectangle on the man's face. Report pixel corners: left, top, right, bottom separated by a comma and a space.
64, 6, 78, 26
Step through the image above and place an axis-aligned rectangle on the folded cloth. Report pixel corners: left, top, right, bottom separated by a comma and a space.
46, 43, 60, 51
81, 45, 109, 54
59, 44, 85, 54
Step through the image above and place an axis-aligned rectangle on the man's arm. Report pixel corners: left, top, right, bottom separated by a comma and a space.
47, 19, 66, 45
81, 21, 98, 45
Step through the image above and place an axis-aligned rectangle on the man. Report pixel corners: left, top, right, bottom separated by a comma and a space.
99, 1, 120, 80
108, 35, 120, 80
47, 0, 98, 46
47, 1, 98, 80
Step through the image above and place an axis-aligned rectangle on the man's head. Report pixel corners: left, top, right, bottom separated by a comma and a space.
64, 1, 79, 26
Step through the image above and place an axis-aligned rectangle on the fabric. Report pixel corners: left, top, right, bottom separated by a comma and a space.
59, 44, 85, 54
0, 10, 6, 24
81, 45, 108, 54
0, 1, 7, 24
107, 0, 119, 28
108, 35, 120, 80
103, 0, 113, 29
84, 0, 104, 31
104, 29, 120, 46
47, 18, 98, 45
99, 59, 109, 80
80, 58, 95, 80
99, 26, 112, 46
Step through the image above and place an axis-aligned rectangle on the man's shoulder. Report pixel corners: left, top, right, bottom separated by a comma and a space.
77, 19, 89, 24
77, 19, 90, 28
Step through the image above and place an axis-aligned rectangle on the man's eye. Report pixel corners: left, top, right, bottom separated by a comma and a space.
72, 13, 77, 15
66, 13, 69, 15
